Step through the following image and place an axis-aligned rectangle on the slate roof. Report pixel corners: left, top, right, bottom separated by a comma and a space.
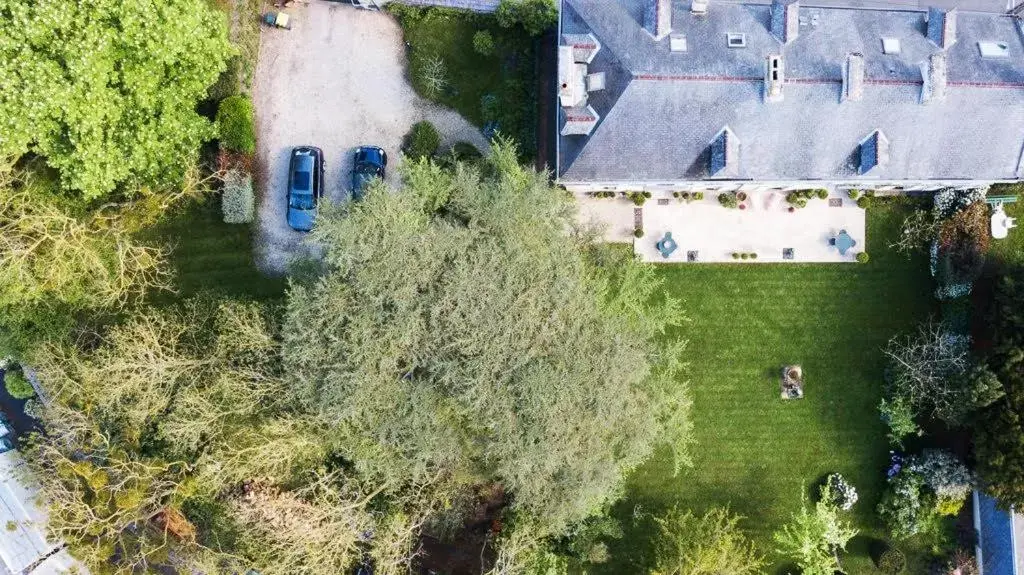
557, 0, 1024, 183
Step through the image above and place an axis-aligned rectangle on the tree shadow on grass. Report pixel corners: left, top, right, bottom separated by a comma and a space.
592, 459, 774, 574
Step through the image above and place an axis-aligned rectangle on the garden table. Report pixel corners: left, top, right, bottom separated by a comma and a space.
833, 230, 856, 255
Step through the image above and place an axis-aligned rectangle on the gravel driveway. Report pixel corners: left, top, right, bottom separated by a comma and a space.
253, 1, 489, 274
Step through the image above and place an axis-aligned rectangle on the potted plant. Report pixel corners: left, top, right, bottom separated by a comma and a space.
736, 191, 748, 202
739, 203, 747, 210
788, 206, 796, 213
633, 227, 644, 238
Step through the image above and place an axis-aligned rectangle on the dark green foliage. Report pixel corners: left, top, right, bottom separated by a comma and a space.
975, 269, 1024, 505
4, 370, 35, 399
495, 0, 557, 36
402, 121, 441, 160
392, 6, 538, 158
858, 196, 872, 209
473, 30, 495, 55
633, 227, 644, 238
718, 192, 739, 208
816, 189, 829, 199
878, 547, 906, 574
216, 96, 256, 155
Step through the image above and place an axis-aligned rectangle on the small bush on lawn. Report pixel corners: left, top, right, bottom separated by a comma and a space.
857, 196, 871, 209
216, 95, 256, 154
877, 547, 906, 574
221, 169, 255, 224
857, 252, 870, 263
473, 31, 495, 56
4, 370, 34, 400
496, 0, 557, 36
403, 121, 442, 160
820, 473, 858, 511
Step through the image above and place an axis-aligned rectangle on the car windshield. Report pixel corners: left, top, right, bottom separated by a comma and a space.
292, 169, 311, 192
289, 193, 315, 210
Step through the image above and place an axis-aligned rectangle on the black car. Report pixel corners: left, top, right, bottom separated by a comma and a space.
351, 146, 387, 200
287, 147, 324, 232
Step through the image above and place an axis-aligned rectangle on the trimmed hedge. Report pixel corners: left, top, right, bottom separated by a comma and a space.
216, 96, 256, 155
221, 169, 255, 224
403, 121, 441, 160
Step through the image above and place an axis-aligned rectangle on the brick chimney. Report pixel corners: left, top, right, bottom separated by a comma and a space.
842, 53, 865, 102
921, 51, 947, 104
927, 7, 957, 50
646, 0, 673, 41
771, 0, 800, 44
764, 54, 784, 102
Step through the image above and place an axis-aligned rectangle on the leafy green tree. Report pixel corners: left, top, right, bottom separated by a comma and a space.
283, 139, 691, 537
0, 0, 233, 199
878, 395, 921, 447
774, 494, 857, 575
3, 370, 35, 399
651, 506, 765, 575
496, 0, 558, 36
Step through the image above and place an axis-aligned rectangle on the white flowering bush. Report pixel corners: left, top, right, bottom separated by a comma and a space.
910, 449, 973, 514
0, 0, 233, 199
933, 187, 986, 219
820, 473, 858, 511
221, 169, 255, 224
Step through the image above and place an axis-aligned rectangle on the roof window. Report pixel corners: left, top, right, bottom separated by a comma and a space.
881, 37, 901, 54
727, 33, 747, 48
670, 34, 687, 52
979, 41, 1009, 58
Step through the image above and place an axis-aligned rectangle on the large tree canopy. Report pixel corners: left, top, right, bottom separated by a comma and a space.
283, 141, 692, 537
0, 0, 232, 199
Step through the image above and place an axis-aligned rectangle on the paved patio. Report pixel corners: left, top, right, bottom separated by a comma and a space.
578, 191, 866, 263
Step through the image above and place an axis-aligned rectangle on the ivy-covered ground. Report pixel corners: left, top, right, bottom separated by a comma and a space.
389, 5, 538, 159
596, 202, 937, 574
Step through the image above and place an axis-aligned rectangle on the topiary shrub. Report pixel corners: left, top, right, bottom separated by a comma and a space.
856, 252, 870, 264
848, 189, 862, 200
877, 548, 906, 574
732, 252, 740, 259
750, 253, 758, 260
4, 370, 34, 400
216, 95, 256, 155
857, 196, 871, 209
693, 192, 704, 201
633, 227, 644, 238
740, 253, 749, 260
718, 192, 739, 209
473, 30, 495, 56
816, 188, 829, 199
221, 169, 254, 224
403, 121, 441, 160
628, 192, 647, 206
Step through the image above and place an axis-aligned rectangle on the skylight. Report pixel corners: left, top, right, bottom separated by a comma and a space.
670, 34, 687, 52
881, 38, 901, 54
727, 33, 746, 48
979, 41, 1010, 58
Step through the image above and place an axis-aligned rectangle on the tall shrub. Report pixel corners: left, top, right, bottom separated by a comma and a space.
217, 96, 257, 155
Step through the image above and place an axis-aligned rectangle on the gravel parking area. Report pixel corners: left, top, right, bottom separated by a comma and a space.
253, 1, 489, 274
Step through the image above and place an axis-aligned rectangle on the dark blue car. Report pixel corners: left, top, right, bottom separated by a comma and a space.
351, 146, 387, 200
286, 147, 324, 232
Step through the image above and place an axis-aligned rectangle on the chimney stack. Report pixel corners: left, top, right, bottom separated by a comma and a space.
927, 7, 957, 49
842, 53, 865, 102
646, 0, 673, 41
771, 0, 800, 44
764, 54, 784, 102
921, 52, 947, 104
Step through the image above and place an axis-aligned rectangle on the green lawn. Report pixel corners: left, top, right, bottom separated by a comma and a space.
988, 184, 1024, 268
597, 202, 936, 574
140, 197, 286, 302
389, 6, 538, 157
